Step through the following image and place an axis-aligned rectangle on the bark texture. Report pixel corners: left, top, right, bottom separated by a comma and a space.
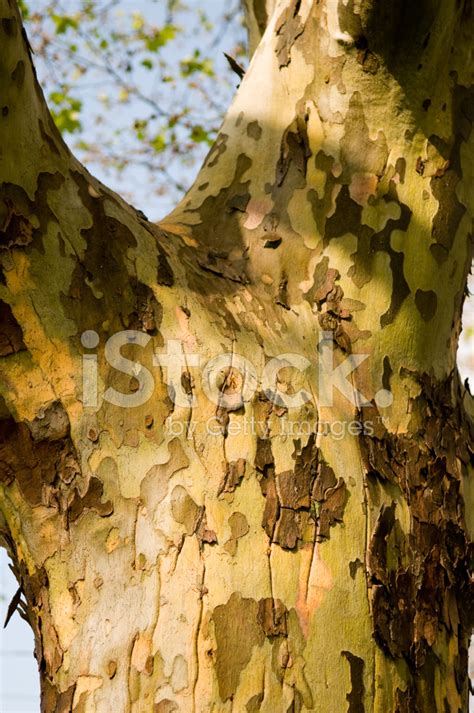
0, 0, 473, 711
243, 0, 277, 56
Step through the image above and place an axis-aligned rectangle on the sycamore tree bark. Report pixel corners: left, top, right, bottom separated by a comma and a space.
0, 0, 473, 711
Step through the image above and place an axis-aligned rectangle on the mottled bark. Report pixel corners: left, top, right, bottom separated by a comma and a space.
0, 0, 473, 711
242, 0, 277, 56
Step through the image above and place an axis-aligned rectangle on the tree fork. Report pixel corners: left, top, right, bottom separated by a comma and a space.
0, 0, 473, 711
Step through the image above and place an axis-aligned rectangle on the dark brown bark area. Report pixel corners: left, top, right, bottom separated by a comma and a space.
361, 374, 473, 711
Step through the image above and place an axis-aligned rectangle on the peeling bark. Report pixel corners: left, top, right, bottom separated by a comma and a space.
0, 0, 473, 711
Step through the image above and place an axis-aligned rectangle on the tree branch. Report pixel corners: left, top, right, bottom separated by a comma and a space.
242, 0, 278, 56
0, 0, 74, 198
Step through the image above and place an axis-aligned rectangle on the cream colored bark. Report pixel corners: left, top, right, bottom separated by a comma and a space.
243, 0, 277, 56
0, 0, 473, 712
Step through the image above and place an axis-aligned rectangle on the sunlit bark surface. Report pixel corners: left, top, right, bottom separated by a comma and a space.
0, 0, 473, 710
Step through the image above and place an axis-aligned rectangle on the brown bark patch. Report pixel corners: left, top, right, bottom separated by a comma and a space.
69, 476, 113, 523
226, 191, 250, 213
304, 256, 364, 352
360, 375, 473, 696
340, 92, 388, 179
154, 701, 178, 713
274, 2, 305, 68
127, 278, 163, 334
341, 650, 365, 713
229, 511, 249, 539
429, 87, 473, 263
256, 434, 348, 548
312, 476, 348, 540
304, 256, 340, 307
156, 244, 175, 287
275, 118, 311, 187
276, 464, 312, 510
0, 200, 33, 249
1, 17, 18, 37
204, 132, 228, 169
218, 457, 246, 496
321, 163, 412, 329
246, 692, 264, 712
257, 597, 288, 637
255, 437, 280, 540
247, 120, 262, 140
141, 438, 189, 508
170, 485, 202, 535
414, 289, 437, 322
356, 46, 380, 74
182, 155, 250, 293
274, 508, 306, 549
41, 680, 76, 713
170, 485, 217, 545
63, 170, 147, 338
0, 408, 82, 507
26, 401, 70, 442
224, 511, 249, 555
0, 300, 26, 355
212, 592, 265, 701
430, 169, 465, 258
11, 60, 25, 87
196, 511, 218, 546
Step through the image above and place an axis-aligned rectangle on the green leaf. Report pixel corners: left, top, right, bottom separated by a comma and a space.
51, 13, 79, 35
48, 92, 82, 134
134, 119, 148, 141
151, 133, 166, 152
17, 0, 29, 20
51, 107, 82, 134
180, 50, 214, 77
142, 25, 177, 53
190, 125, 212, 145
49, 91, 67, 105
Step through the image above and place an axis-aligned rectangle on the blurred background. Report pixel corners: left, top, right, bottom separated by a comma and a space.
1, 0, 473, 710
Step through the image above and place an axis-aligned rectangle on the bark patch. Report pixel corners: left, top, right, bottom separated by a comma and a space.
360, 375, 473, 696
11, 60, 25, 88
415, 289, 437, 322
0, 200, 33, 249
127, 279, 162, 334
69, 477, 113, 523
342, 650, 365, 713
0, 410, 82, 508
247, 120, 262, 140
212, 594, 289, 701
218, 458, 246, 496
26, 401, 70, 442
274, 2, 305, 68
1, 18, 17, 37
257, 597, 288, 637
156, 244, 175, 287
276, 118, 311, 187
255, 433, 348, 548
0, 300, 26, 355
154, 701, 178, 713
212, 593, 265, 701
170, 485, 217, 545
41, 680, 76, 713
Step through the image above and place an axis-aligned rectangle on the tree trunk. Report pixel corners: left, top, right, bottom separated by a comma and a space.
0, 0, 473, 711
